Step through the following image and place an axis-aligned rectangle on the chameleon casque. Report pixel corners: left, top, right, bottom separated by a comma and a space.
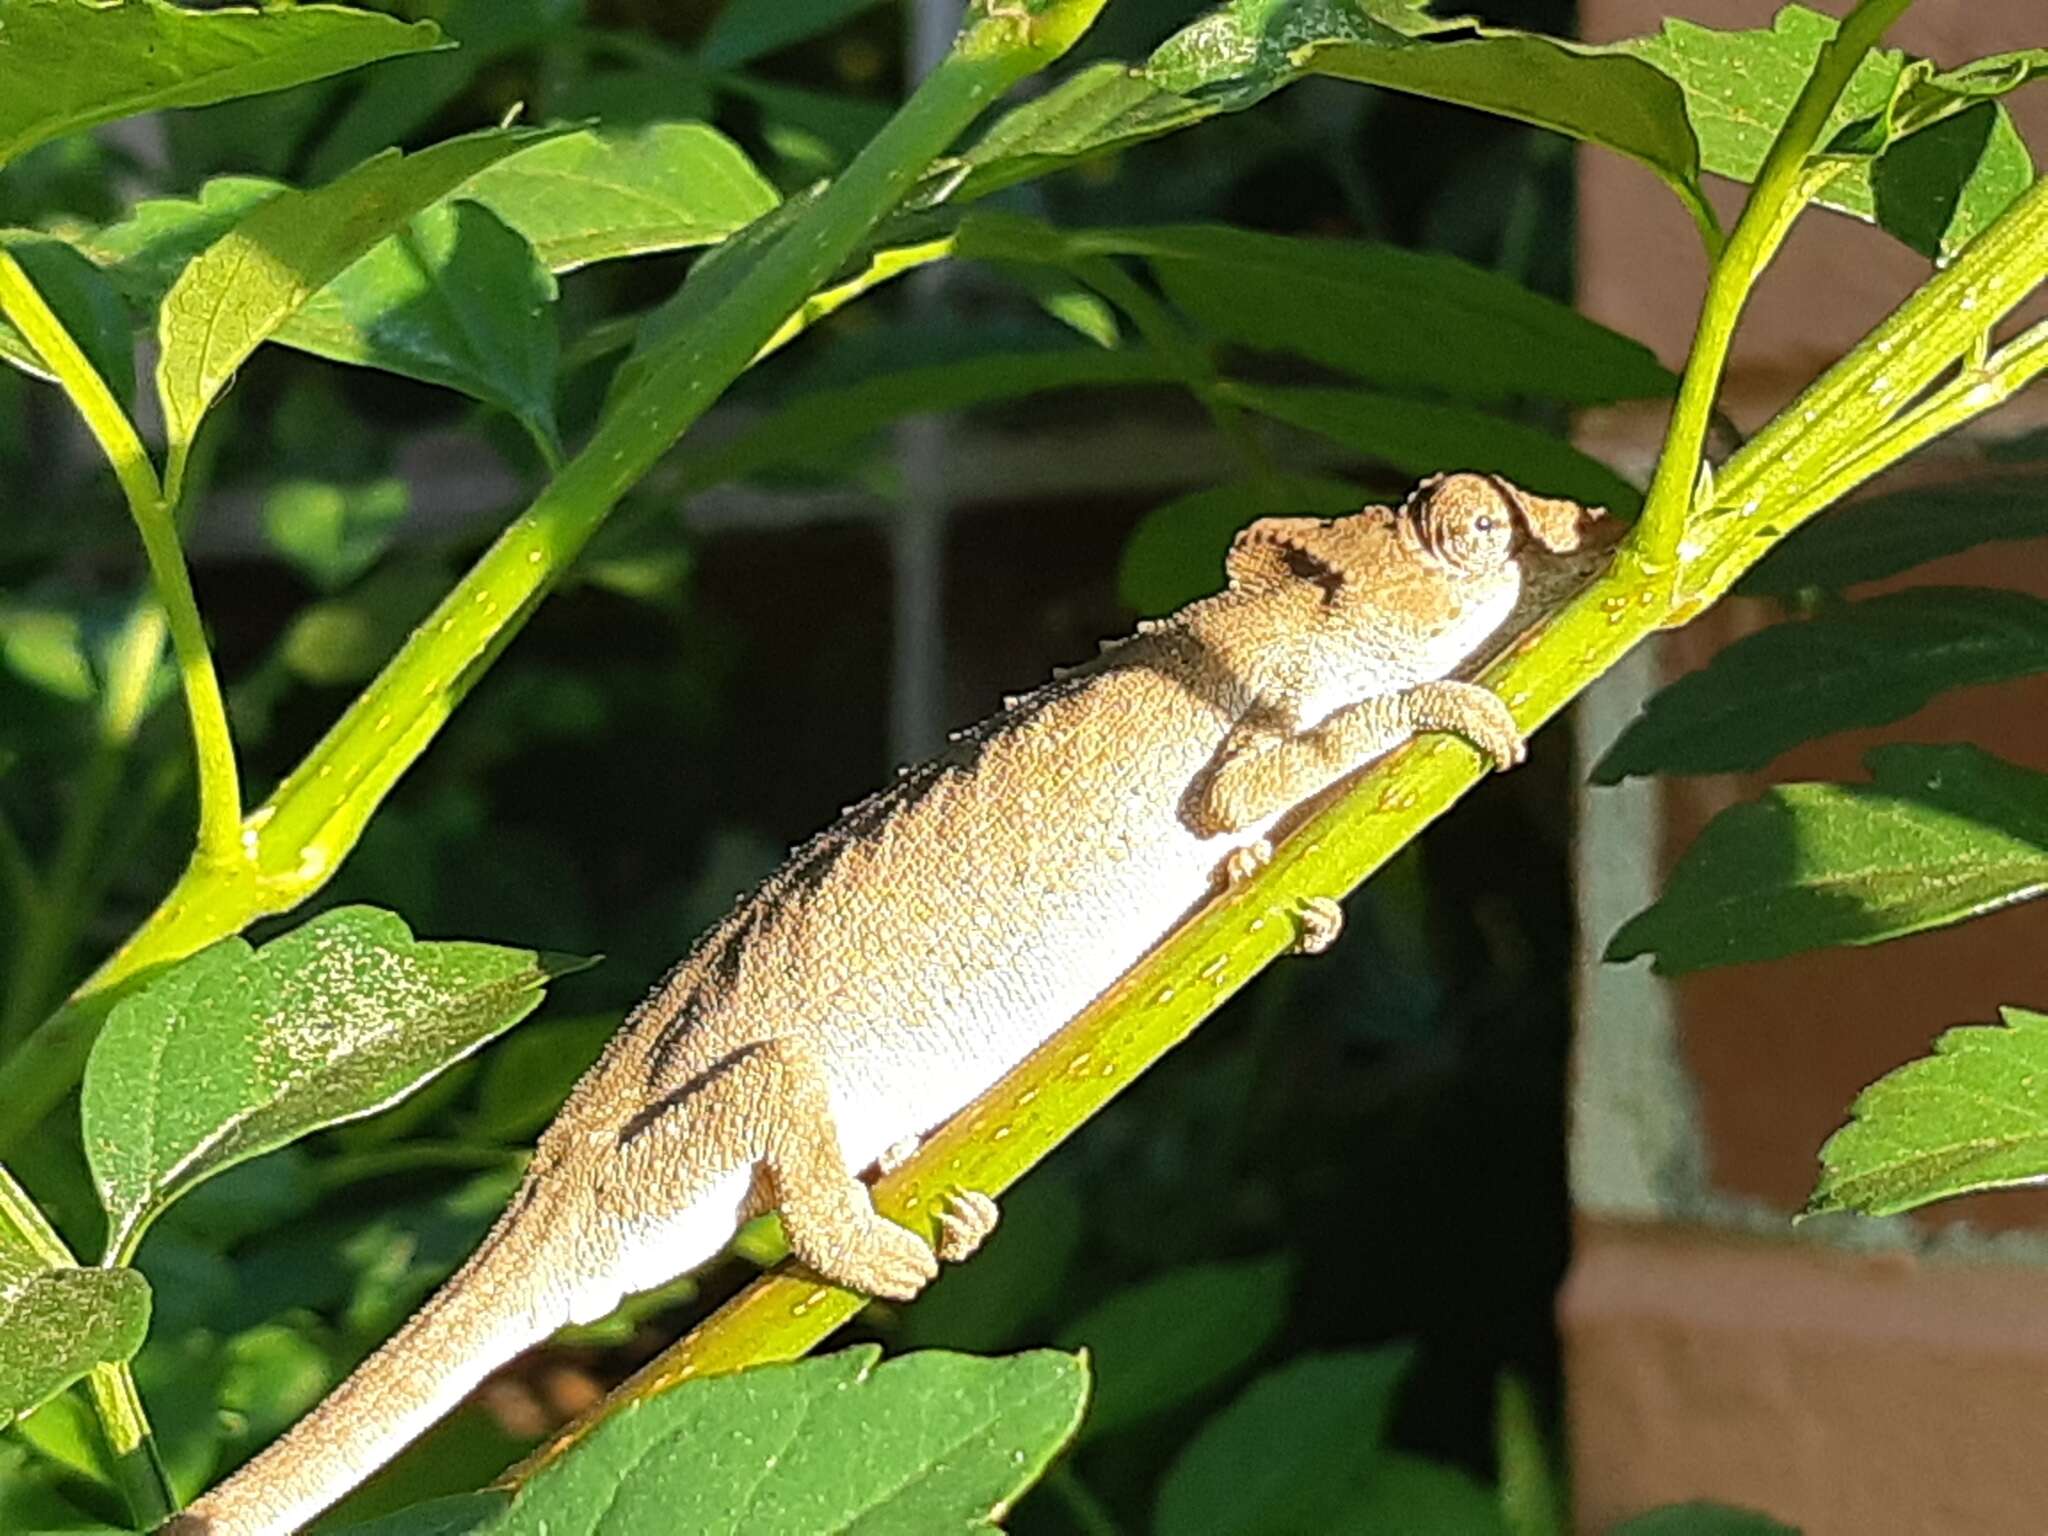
166, 471, 1609, 1535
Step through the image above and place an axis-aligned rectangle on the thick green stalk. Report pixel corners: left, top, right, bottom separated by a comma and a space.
1633, 0, 1914, 566
0, 252, 242, 865
0, 0, 1113, 1153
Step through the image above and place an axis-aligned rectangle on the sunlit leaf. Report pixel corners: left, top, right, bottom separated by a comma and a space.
0, 1164, 149, 1427
81, 906, 589, 1263
154, 126, 560, 456
1811, 1006, 2048, 1218
0, 0, 440, 167
479, 1347, 1085, 1534
1608, 745, 2048, 974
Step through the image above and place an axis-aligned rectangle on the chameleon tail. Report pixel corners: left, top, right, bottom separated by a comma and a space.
160, 1178, 572, 1536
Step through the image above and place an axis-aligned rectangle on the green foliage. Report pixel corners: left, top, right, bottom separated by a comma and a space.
1154, 1347, 1412, 1535
1609, 745, 2048, 974
1595, 589, 2048, 780
0, 1166, 149, 1427
1741, 468, 2048, 594
1811, 1006, 2048, 1218
1610, 1507, 1801, 1536
81, 907, 588, 1263
1057, 1254, 1293, 1439
154, 127, 560, 464
476, 1347, 1084, 1535
1621, 6, 2039, 256
0, 0, 440, 166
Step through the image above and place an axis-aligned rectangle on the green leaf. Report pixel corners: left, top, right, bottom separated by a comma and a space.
330, 1492, 510, 1536
83, 175, 289, 314
1155, 1348, 1413, 1536
1595, 589, 2048, 782
1741, 473, 2048, 595
700, 0, 890, 71
263, 477, 412, 593
80, 905, 589, 1264
479, 1347, 1086, 1533
1610, 1506, 1800, 1536
671, 344, 1183, 494
1222, 382, 1643, 512
455, 124, 780, 273
1811, 1005, 2048, 1218
962, 219, 1674, 407
1621, 7, 2039, 257
942, 0, 1706, 237
1120, 475, 1367, 617
1334, 1452, 1511, 1534
1607, 745, 2048, 975
154, 125, 560, 458
0, 1163, 150, 1427
276, 201, 562, 456
0, 603, 95, 703
1058, 1255, 1293, 1440
0, 0, 441, 167
0, 232, 134, 403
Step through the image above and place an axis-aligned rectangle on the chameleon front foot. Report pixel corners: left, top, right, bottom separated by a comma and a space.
935, 1189, 1001, 1263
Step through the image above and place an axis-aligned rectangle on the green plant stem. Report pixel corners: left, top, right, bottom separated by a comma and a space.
0, 1160, 71, 1265
511, 152, 2047, 1471
0, 0, 1113, 1154
0, 250, 242, 866
1632, 0, 1912, 567
83, 1363, 175, 1530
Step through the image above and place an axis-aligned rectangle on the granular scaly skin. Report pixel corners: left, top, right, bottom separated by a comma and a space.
164, 473, 1608, 1536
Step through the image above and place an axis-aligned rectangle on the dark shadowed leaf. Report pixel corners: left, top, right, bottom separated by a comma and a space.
456, 124, 780, 273
1741, 473, 2048, 595
700, 0, 890, 70
1595, 589, 2048, 781
1059, 1255, 1294, 1440
671, 344, 1182, 494
970, 221, 1674, 407
1156, 1348, 1413, 1536
1811, 1006, 2048, 1218
0, 1164, 150, 1427
1223, 382, 1642, 512
0, 0, 440, 166
154, 126, 561, 456
81, 906, 589, 1263
278, 201, 561, 455
480, 1347, 1085, 1534
1120, 476, 1369, 617
0, 233, 135, 403
1336, 1453, 1511, 1533
1607, 745, 2048, 974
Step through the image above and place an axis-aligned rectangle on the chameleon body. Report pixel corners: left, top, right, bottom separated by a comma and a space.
166, 473, 1606, 1536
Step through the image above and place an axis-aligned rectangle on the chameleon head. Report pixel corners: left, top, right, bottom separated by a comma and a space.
1405, 471, 1607, 567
